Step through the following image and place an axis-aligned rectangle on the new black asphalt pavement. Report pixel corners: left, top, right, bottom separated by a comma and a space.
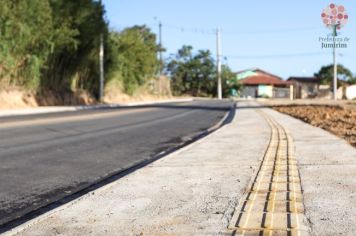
0, 100, 232, 228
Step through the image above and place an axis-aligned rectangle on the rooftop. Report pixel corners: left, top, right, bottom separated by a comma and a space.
237, 68, 290, 86
288, 77, 320, 83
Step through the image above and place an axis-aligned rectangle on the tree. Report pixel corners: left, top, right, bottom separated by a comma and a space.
314, 64, 354, 86
349, 77, 356, 85
0, 0, 107, 98
221, 65, 241, 97
166, 45, 193, 95
0, 0, 54, 88
106, 25, 160, 95
42, 0, 107, 95
167, 45, 237, 97
167, 45, 216, 97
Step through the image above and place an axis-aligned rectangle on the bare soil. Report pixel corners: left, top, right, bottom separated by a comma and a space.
0, 89, 96, 108
273, 105, 356, 147
0, 76, 174, 109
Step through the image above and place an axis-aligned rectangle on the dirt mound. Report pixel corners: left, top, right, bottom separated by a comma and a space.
0, 89, 96, 109
103, 76, 173, 104
1, 77, 174, 108
273, 105, 356, 147
36, 90, 95, 106
0, 89, 38, 108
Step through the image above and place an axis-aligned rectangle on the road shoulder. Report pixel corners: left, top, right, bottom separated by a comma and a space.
4, 102, 270, 236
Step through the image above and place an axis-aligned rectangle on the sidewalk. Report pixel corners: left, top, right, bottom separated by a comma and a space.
0, 98, 193, 118
263, 107, 356, 236
4, 101, 356, 236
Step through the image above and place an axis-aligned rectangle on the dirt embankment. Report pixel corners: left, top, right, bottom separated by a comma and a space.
273, 105, 356, 147
0, 89, 96, 109
0, 77, 174, 109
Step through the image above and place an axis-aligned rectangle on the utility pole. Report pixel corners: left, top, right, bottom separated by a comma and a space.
159, 22, 163, 74
99, 34, 104, 102
216, 28, 222, 100
332, 24, 337, 100
157, 22, 163, 95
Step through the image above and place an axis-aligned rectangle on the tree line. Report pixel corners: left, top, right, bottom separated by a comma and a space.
0, 1, 160, 98
166, 45, 238, 97
0, 0, 107, 96
0, 0, 238, 100
2, 1, 353, 102
314, 64, 356, 86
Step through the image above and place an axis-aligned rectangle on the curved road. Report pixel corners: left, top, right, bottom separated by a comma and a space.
0, 100, 232, 228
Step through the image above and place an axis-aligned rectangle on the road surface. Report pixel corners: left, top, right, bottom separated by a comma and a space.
0, 100, 232, 228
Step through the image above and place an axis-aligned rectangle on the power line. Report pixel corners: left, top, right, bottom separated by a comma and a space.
223, 52, 331, 59
162, 24, 324, 35
221, 26, 324, 35
163, 24, 215, 35
111, 22, 324, 36
166, 51, 334, 60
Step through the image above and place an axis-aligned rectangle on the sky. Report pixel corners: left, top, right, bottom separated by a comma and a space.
102, 0, 356, 79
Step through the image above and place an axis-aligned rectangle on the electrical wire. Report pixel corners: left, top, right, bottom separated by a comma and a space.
161, 24, 324, 35
223, 52, 331, 59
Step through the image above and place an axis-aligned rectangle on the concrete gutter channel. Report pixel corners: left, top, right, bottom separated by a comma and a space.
0, 99, 235, 234
1, 100, 356, 235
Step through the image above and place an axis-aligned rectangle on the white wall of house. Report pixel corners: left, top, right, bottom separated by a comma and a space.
336, 85, 356, 100
346, 85, 356, 100
258, 85, 273, 97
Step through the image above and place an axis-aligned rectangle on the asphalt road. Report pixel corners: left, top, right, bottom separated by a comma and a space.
0, 100, 232, 227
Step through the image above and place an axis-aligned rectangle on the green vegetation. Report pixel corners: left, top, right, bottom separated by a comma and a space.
221, 65, 242, 97
0, 0, 106, 95
166, 45, 236, 97
0, 1, 235, 101
315, 64, 356, 86
0, 1, 161, 100
106, 26, 160, 95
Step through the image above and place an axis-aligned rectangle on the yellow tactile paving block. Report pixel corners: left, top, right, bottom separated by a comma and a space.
253, 175, 300, 184
248, 192, 303, 202
233, 229, 309, 236
229, 111, 306, 236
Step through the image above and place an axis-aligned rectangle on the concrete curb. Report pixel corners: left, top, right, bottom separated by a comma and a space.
0, 98, 194, 118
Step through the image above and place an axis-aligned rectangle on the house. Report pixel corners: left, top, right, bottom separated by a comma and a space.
287, 77, 320, 99
236, 68, 291, 98
345, 85, 356, 100
287, 77, 356, 99
337, 80, 356, 99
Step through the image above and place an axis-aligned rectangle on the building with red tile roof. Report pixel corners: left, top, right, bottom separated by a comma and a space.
236, 68, 291, 98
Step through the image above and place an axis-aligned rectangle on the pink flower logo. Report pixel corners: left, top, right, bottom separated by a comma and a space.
321, 3, 348, 30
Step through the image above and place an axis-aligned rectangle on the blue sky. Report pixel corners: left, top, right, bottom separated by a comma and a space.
102, 0, 356, 79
